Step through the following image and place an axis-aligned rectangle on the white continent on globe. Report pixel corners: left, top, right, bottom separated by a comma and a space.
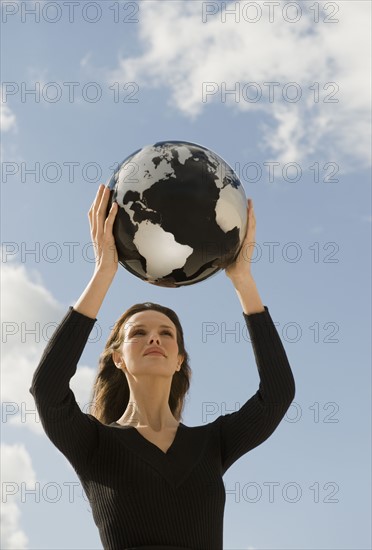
215, 185, 247, 243
133, 220, 193, 279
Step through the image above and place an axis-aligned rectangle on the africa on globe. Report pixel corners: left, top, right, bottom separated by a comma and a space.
106, 140, 248, 287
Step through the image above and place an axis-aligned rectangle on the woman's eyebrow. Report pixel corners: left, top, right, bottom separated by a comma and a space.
128, 323, 175, 330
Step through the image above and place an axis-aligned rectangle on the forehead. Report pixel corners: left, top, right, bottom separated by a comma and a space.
124, 310, 176, 331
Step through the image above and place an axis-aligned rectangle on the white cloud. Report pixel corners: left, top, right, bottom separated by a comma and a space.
0, 103, 17, 133
1, 72, 21, 165
0, 251, 97, 435
1, 82, 17, 133
105, 0, 371, 172
80, 52, 92, 68
0, 443, 36, 549
70, 365, 97, 414
0, 254, 97, 546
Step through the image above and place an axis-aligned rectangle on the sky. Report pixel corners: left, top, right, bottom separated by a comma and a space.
1, 1, 371, 549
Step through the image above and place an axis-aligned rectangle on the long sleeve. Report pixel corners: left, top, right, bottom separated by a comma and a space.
217, 305, 296, 474
29, 306, 100, 475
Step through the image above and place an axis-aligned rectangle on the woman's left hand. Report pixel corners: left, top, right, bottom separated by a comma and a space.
225, 198, 256, 285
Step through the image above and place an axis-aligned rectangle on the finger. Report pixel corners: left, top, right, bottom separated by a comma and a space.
96, 186, 110, 236
89, 184, 105, 220
89, 184, 105, 236
247, 214, 256, 234
247, 199, 254, 215
97, 186, 110, 213
103, 202, 118, 232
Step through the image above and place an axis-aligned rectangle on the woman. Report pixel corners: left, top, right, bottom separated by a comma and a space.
30, 184, 295, 550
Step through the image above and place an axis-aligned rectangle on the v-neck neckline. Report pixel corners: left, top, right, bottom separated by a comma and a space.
107, 421, 210, 489
111, 422, 184, 456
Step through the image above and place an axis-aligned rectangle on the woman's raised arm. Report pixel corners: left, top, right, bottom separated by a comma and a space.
73, 184, 119, 319
216, 198, 295, 474
29, 183, 119, 474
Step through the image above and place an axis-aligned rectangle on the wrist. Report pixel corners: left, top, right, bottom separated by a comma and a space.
93, 267, 117, 282
229, 272, 255, 290
232, 275, 265, 315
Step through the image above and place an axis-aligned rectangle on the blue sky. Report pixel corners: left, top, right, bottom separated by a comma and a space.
1, 1, 371, 549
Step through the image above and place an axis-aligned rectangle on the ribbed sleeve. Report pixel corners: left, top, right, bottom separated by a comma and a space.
218, 305, 296, 474
29, 306, 100, 475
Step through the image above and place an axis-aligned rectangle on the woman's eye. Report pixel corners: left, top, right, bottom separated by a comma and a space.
131, 330, 173, 336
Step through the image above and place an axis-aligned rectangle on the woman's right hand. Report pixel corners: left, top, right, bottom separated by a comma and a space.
88, 184, 119, 276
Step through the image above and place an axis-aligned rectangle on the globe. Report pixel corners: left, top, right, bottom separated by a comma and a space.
106, 140, 248, 287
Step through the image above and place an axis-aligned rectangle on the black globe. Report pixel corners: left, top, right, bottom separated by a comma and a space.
106, 140, 247, 287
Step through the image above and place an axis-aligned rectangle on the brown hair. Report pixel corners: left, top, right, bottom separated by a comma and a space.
89, 302, 192, 425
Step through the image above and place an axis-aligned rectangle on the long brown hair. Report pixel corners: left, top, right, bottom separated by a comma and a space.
89, 302, 192, 425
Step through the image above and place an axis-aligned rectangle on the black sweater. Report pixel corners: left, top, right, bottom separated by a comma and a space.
29, 305, 295, 550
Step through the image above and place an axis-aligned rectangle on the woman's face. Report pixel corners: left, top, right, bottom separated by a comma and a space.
113, 310, 184, 376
